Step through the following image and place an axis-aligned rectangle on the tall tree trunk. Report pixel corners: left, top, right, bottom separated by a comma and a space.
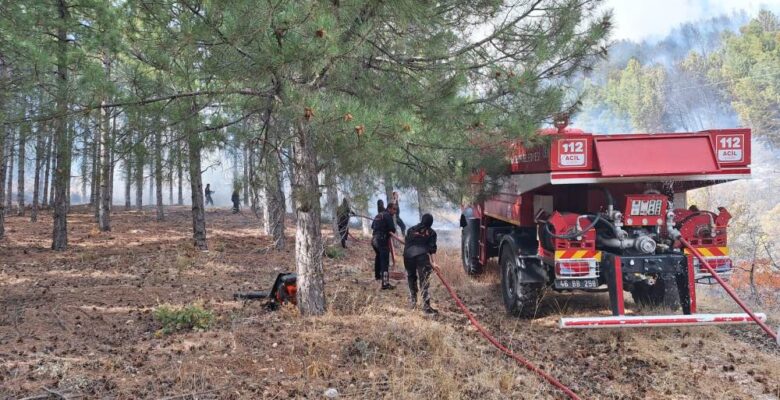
247, 147, 265, 227
124, 158, 131, 209
361, 198, 371, 235
168, 150, 174, 206
93, 114, 101, 219
48, 142, 55, 207
261, 118, 285, 248
5, 130, 15, 214
31, 121, 45, 222
0, 125, 6, 238
176, 144, 183, 205
415, 186, 428, 220
135, 143, 144, 211
187, 142, 207, 248
248, 147, 258, 216
265, 156, 285, 249
17, 122, 27, 216
0, 58, 6, 236
90, 115, 99, 207
42, 130, 52, 207
81, 146, 88, 205
109, 116, 116, 206
187, 102, 207, 250
148, 164, 153, 206
154, 128, 164, 221
260, 186, 270, 233
243, 146, 249, 205
292, 119, 325, 316
383, 174, 393, 205
350, 180, 372, 235
324, 167, 339, 238
98, 88, 112, 231
52, 0, 71, 250
231, 150, 239, 193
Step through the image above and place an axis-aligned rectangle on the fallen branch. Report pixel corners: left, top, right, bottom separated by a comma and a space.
43, 387, 69, 399
159, 388, 223, 400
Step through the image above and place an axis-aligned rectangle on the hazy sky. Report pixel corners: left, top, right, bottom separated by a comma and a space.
605, 0, 780, 41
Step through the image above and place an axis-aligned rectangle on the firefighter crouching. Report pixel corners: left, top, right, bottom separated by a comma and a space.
403, 213, 438, 314
372, 202, 398, 290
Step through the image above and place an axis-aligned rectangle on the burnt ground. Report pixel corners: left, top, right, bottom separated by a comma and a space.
1, 206, 779, 399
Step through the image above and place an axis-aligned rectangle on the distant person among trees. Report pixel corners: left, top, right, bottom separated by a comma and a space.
372, 202, 398, 290
403, 213, 438, 314
389, 191, 406, 234
205, 184, 214, 206
231, 190, 240, 214
336, 198, 353, 249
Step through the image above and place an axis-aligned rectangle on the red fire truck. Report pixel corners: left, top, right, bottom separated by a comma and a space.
460, 121, 766, 328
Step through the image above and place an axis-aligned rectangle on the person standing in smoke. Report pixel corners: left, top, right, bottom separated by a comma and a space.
205, 184, 215, 206
231, 190, 240, 214
403, 213, 438, 314
372, 202, 398, 290
336, 198, 353, 248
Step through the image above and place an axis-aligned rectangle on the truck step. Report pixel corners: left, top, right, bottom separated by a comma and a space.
559, 313, 767, 329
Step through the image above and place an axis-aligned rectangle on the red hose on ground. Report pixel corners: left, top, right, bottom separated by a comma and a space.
679, 238, 778, 342
430, 262, 582, 400
383, 236, 581, 398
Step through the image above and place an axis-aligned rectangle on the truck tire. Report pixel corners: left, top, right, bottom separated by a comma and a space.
461, 226, 483, 275
630, 278, 680, 311
500, 245, 543, 317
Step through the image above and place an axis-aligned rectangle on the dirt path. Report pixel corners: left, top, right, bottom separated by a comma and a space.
1, 207, 778, 399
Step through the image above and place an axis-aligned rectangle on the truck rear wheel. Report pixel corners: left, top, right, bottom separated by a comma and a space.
630, 278, 680, 311
500, 245, 543, 317
461, 226, 483, 275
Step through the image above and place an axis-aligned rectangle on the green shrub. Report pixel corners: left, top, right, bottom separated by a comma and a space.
153, 303, 214, 335
325, 246, 345, 259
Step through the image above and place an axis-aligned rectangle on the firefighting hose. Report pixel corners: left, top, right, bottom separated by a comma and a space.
384, 233, 582, 400
679, 237, 778, 343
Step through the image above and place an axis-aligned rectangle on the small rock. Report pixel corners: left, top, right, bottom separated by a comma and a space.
324, 388, 339, 398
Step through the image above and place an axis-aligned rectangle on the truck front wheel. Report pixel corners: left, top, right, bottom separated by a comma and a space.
461, 226, 483, 275
500, 245, 543, 317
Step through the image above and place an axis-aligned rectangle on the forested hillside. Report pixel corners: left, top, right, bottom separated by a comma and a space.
575, 10, 780, 304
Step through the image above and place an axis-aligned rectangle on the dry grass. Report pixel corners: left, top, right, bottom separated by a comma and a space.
1, 207, 779, 399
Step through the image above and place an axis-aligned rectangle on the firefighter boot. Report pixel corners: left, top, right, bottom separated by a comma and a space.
420, 270, 436, 314
423, 301, 438, 315
407, 271, 418, 308
381, 272, 395, 290
408, 287, 418, 309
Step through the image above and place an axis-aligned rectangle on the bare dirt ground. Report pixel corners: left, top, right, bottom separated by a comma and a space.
1, 206, 779, 399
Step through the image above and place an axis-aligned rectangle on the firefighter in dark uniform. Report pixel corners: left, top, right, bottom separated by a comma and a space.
231, 190, 240, 214
403, 213, 438, 314
336, 198, 353, 248
205, 184, 215, 206
372, 202, 397, 290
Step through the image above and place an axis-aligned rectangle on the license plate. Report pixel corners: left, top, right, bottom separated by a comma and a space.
555, 278, 598, 289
